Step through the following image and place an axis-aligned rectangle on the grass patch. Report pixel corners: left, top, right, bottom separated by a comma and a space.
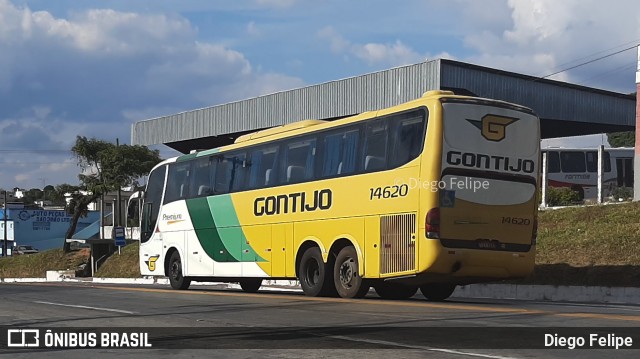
536, 202, 640, 266
3, 202, 640, 287
94, 242, 141, 278
0, 248, 89, 278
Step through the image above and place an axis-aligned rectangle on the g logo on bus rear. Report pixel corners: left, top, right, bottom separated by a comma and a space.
467, 115, 518, 142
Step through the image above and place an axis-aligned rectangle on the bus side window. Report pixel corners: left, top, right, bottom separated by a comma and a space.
164, 162, 191, 204
248, 145, 280, 189
547, 151, 560, 173
214, 155, 232, 194
283, 138, 316, 183
585, 151, 611, 173
560, 151, 586, 173
190, 156, 214, 198
231, 153, 248, 192
322, 128, 359, 177
604, 152, 612, 172
389, 111, 426, 168
141, 165, 166, 243
586, 151, 597, 173
362, 119, 388, 172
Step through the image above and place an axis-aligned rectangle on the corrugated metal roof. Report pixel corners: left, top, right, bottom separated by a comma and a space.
131, 59, 636, 150
439, 60, 635, 126
131, 60, 441, 147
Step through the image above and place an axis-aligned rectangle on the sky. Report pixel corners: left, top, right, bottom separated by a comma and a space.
0, 0, 639, 190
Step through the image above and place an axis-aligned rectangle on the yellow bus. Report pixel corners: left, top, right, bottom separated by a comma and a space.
136, 90, 540, 301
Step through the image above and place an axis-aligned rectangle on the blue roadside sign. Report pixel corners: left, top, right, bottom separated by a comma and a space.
114, 226, 126, 247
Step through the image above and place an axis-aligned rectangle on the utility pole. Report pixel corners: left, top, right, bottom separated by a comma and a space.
2, 191, 7, 257
39, 178, 47, 203
116, 138, 121, 228
634, 45, 640, 201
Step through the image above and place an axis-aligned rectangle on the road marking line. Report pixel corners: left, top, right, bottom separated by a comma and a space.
17, 283, 640, 323
537, 301, 640, 312
33, 301, 136, 314
97, 285, 543, 314
320, 334, 518, 359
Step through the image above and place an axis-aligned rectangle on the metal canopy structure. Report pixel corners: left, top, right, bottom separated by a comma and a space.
131, 59, 636, 153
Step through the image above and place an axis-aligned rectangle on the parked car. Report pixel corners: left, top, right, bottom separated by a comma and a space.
15, 245, 39, 255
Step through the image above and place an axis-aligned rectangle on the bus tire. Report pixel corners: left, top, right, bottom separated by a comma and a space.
239, 279, 262, 293
168, 251, 191, 290
420, 284, 456, 301
333, 246, 369, 298
374, 282, 418, 299
298, 247, 331, 297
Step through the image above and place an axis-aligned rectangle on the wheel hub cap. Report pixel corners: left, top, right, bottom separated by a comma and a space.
339, 259, 355, 287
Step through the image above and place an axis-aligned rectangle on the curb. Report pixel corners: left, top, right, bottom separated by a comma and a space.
2, 275, 639, 304
453, 283, 640, 304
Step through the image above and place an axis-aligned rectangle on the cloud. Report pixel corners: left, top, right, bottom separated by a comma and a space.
461, 0, 640, 90
246, 21, 260, 37
317, 26, 452, 67
352, 41, 424, 66
317, 26, 350, 53
255, 0, 298, 9
0, 0, 305, 189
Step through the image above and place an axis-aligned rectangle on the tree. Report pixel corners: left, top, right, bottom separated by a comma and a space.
62, 136, 161, 252
21, 188, 43, 205
607, 132, 635, 148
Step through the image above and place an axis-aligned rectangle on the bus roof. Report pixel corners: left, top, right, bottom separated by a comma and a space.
165, 90, 537, 164
235, 120, 327, 143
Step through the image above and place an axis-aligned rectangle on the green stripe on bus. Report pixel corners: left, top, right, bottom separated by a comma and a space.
186, 197, 239, 262
197, 148, 219, 157
176, 153, 198, 162
186, 195, 265, 263
209, 195, 266, 262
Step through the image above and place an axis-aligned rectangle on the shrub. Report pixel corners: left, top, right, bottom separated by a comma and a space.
544, 187, 581, 207
610, 186, 633, 201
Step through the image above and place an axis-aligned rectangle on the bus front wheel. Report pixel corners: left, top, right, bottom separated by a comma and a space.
420, 284, 456, 301
374, 282, 417, 299
298, 247, 333, 297
333, 246, 369, 298
168, 251, 191, 290
239, 279, 263, 293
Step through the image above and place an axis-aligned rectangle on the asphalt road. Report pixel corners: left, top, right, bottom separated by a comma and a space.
1, 282, 640, 358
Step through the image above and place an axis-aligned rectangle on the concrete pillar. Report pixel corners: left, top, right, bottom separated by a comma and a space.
597, 145, 604, 203
541, 152, 547, 208
634, 46, 640, 201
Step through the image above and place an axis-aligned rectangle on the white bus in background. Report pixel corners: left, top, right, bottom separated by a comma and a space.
542, 147, 633, 200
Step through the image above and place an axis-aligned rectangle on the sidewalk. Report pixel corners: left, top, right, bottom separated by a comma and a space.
3, 272, 639, 305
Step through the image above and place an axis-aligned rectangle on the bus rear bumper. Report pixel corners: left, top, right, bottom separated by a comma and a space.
402, 245, 536, 286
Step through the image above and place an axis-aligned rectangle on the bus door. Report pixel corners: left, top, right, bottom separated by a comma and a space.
139, 165, 168, 276
616, 157, 633, 188
439, 101, 539, 251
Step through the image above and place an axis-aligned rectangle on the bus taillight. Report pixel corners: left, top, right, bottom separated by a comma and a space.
426, 208, 440, 239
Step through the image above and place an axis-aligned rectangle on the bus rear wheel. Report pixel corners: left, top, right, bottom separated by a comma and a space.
374, 282, 417, 299
298, 247, 334, 297
239, 279, 263, 293
168, 251, 191, 290
420, 284, 456, 301
333, 246, 369, 298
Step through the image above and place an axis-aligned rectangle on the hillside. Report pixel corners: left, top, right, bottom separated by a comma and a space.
2, 202, 640, 287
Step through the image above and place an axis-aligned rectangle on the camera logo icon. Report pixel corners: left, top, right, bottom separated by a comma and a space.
7, 329, 40, 348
